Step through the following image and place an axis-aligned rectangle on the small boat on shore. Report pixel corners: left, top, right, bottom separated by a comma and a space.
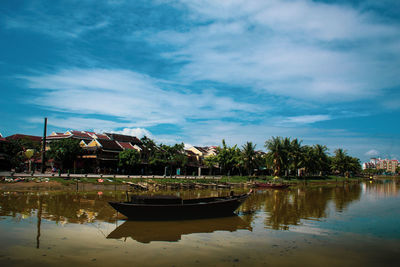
255, 183, 289, 189
108, 190, 252, 220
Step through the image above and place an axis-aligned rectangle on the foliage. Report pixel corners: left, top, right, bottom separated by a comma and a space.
264, 137, 359, 177
160, 143, 187, 168
265, 137, 288, 176
0, 138, 41, 170
330, 149, 361, 177
216, 140, 241, 175
241, 141, 257, 175
203, 155, 218, 174
48, 139, 82, 169
118, 149, 141, 173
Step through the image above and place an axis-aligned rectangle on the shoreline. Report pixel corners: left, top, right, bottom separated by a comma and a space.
1, 175, 396, 191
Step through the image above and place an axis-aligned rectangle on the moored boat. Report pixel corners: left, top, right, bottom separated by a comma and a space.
108, 190, 252, 220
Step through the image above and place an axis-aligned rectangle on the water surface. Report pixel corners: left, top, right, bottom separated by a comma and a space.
0, 181, 399, 266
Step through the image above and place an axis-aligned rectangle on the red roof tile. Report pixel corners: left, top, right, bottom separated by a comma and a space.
117, 141, 135, 150
96, 139, 123, 151
46, 134, 72, 139
94, 133, 110, 140
70, 131, 92, 139
6, 134, 42, 142
105, 133, 141, 144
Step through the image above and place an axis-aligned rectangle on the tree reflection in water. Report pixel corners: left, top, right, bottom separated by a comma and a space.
0, 183, 385, 234
0, 191, 127, 224
239, 184, 362, 230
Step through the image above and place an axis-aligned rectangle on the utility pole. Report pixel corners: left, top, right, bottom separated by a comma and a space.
41, 117, 47, 173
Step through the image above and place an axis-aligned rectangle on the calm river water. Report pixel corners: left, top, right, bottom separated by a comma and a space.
0, 181, 399, 266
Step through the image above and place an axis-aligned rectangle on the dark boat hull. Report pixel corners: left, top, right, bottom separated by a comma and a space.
109, 193, 250, 220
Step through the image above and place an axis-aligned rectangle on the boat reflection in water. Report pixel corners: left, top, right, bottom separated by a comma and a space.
107, 215, 252, 243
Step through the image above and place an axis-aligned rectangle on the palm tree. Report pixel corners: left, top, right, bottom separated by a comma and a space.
331, 148, 348, 176
241, 142, 257, 176
265, 137, 287, 177
216, 140, 240, 176
313, 144, 329, 176
301, 145, 317, 176
281, 137, 292, 176
204, 155, 218, 175
289, 138, 303, 176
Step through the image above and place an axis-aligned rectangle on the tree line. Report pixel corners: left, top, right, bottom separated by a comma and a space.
119, 136, 362, 177
0, 135, 362, 177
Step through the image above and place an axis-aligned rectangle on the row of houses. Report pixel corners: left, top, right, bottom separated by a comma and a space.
0, 131, 219, 175
362, 158, 399, 173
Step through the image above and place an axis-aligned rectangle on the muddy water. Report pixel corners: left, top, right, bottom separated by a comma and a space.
0, 181, 399, 266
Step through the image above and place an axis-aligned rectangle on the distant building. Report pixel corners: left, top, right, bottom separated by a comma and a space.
186, 146, 217, 160
376, 159, 399, 173
45, 130, 144, 172
364, 157, 399, 173
362, 162, 376, 170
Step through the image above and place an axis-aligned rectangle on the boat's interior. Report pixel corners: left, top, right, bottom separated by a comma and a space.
126, 194, 239, 205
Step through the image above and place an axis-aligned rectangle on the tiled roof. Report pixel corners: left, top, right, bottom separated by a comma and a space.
96, 139, 123, 151
70, 131, 92, 139
194, 146, 208, 154
46, 134, 72, 139
105, 133, 141, 144
6, 134, 42, 142
0, 137, 7, 142
94, 133, 110, 140
116, 141, 136, 150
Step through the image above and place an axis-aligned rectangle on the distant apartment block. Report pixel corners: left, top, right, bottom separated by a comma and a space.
363, 157, 399, 173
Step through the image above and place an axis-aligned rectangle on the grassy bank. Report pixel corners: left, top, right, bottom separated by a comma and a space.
17, 175, 366, 185
1, 175, 378, 189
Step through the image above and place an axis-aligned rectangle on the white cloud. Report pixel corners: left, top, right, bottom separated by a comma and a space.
150, 0, 400, 102
22, 68, 264, 127
281, 115, 331, 124
365, 149, 379, 156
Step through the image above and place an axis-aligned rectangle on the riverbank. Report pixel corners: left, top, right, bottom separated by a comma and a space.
0, 174, 392, 191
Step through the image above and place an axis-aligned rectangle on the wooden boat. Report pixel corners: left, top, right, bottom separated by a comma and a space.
108, 190, 252, 220
255, 183, 289, 189
107, 215, 252, 243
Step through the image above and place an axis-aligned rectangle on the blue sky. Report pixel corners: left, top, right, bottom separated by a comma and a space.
1, 0, 399, 162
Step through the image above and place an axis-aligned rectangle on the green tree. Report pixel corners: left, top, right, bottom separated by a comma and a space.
301, 145, 318, 175
216, 140, 241, 176
313, 144, 329, 176
330, 149, 361, 177
160, 143, 187, 175
347, 156, 362, 176
0, 138, 41, 170
289, 138, 303, 176
204, 155, 218, 175
265, 137, 287, 177
118, 149, 141, 174
331, 148, 348, 176
140, 136, 164, 174
241, 141, 257, 176
48, 139, 82, 171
